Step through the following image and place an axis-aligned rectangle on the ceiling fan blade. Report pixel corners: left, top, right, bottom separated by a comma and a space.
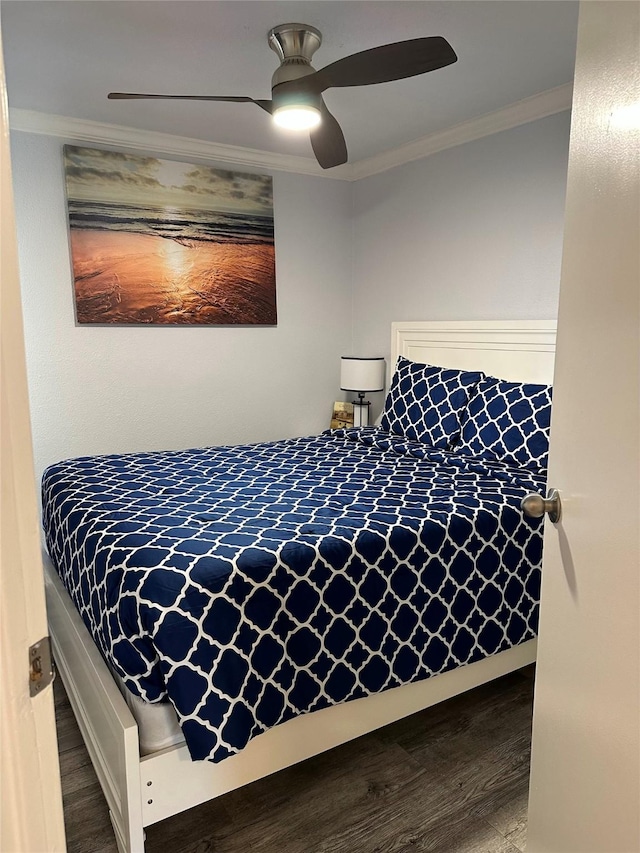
108, 93, 273, 114
310, 100, 347, 169
299, 37, 457, 94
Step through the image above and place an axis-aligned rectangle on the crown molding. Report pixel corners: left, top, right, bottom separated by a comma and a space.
350, 82, 574, 180
9, 82, 572, 182
8, 109, 352, 179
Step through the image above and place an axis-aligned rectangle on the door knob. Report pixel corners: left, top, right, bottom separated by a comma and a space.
521, 489, 562, 524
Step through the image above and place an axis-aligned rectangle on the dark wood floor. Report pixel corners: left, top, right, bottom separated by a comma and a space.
55, 668, 534, 853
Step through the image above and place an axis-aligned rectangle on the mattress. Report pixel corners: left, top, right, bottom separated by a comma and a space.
110, 664, 183, 755
43, 426, 545, 762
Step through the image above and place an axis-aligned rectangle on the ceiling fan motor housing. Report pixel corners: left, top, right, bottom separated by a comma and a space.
268, 23, 322, 87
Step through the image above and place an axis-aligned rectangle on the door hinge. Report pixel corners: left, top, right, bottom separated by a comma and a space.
29, 636, 54, 697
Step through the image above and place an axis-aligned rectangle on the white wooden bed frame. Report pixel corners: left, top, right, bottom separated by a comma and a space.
45, 320, 556, 853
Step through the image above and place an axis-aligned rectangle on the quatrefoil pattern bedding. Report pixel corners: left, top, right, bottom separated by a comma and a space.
380, 357, 483, 448
42, 428, 545, 762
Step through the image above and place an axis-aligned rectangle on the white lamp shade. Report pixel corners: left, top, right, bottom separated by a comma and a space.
340, 357, 385, 393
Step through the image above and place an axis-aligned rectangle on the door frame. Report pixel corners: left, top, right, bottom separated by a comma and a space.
0, 20, 67, 853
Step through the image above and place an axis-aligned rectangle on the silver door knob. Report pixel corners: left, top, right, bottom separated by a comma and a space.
521, 489, 562, 524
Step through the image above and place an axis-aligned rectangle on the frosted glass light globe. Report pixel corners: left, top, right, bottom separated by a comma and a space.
273, 105, 322, 131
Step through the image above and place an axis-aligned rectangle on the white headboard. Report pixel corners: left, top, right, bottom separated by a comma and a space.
391, 320, 556, 385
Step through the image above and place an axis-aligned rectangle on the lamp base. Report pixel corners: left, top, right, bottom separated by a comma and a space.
352, 398, 371, 427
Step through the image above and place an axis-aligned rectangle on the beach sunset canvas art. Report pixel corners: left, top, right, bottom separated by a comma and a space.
63, 146, 276, 325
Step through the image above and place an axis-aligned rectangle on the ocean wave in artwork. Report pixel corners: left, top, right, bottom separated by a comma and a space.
68, 200, 274, 246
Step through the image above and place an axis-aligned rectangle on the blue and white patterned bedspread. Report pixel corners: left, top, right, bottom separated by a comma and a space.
42, 427, 545, 762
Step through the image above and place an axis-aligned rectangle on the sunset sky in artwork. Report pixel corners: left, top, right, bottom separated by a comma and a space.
64, 146, 273, 214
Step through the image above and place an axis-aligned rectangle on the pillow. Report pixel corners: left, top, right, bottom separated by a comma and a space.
380, 357, 484, 448
456, 377, 553, 470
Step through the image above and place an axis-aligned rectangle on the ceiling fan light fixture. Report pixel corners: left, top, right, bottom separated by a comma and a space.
273, 104, 322, 130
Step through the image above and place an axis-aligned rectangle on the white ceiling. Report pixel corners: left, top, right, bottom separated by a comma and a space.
2, 1, 579, 165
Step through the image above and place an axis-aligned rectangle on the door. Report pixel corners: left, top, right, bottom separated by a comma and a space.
0, 20, 67, 853
527, 3, 639, 851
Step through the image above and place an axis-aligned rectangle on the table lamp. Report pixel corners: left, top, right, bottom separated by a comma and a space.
340, 356, 385, 427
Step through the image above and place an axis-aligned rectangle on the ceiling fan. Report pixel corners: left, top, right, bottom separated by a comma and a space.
108, 23, 457, 169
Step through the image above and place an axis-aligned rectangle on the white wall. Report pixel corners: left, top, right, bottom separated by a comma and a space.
10, 131, 353, 482
351, 113, 571, 419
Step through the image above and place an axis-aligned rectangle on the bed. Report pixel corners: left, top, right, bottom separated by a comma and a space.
43, 319, 556, 853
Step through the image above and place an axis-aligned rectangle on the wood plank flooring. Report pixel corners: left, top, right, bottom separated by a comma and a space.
54, 667, 534, 853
